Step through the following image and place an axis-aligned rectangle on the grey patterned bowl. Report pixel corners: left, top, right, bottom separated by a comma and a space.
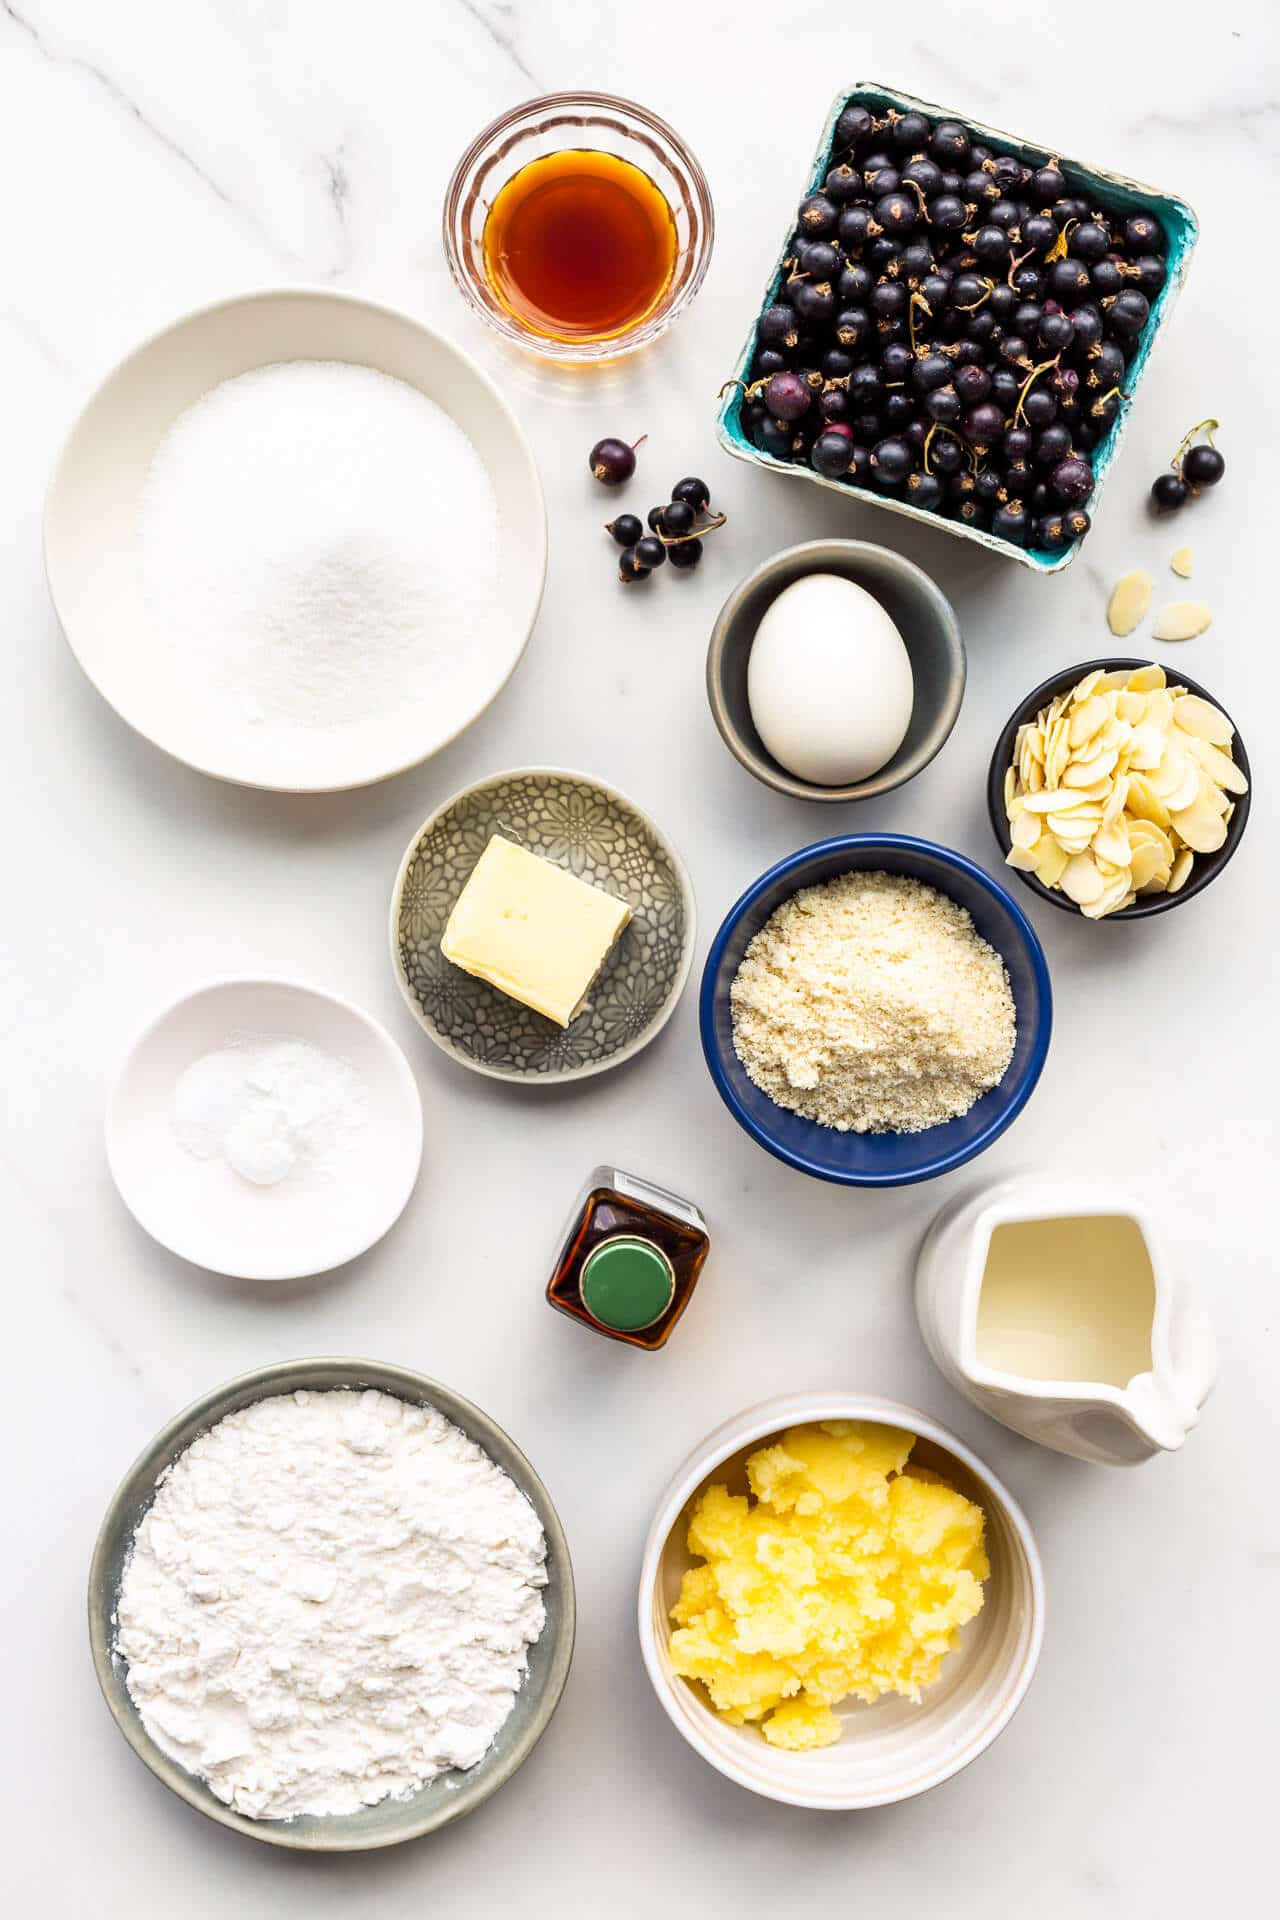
88, 1357, 576, 1851
391, 768, 696, 1084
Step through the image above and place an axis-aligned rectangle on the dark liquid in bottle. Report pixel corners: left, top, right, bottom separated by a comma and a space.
482, 150, 677, 343
547, 1179, 708, 1350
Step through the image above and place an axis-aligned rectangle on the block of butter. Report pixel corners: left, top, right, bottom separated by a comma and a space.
440, 834, 632, 1028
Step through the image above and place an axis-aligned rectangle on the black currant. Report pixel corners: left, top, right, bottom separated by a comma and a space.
606, 513, 643, 548
1183, 444, 1225, 488
671, 476, 710, 511
931, 121, 970, 165
870, 436, 913, 485
659, 499, 696, 537
758, 304, 800, 350
1151, 472, 1189, 511
798, 192, 838, 235
589, 436, 643, 485
635, 535, 666, 568
666, 538, 702, 571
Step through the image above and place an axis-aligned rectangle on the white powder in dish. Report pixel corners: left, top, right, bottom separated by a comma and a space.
136, 360, 502, 749
171, 1036, 367, 1190
115, 1389, 548, 1821
730, 870, 1016, 1134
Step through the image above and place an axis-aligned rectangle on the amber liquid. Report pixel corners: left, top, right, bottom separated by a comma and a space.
482, 150, 678, 344
547, 1183, 709, 1350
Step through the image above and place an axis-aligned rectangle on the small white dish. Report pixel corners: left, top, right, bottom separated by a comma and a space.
638, 1392, 1044, 1810
44, 288, 546, 791
106, 979, 423, 1280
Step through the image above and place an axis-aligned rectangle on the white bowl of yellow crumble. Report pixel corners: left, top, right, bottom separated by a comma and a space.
638, 1394, 1043, 1809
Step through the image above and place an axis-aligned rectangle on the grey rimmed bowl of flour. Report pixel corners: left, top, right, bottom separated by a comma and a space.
44, 289, 546, 791
88, 1358, 576, 1851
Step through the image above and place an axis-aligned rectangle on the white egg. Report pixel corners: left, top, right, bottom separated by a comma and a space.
746, 573, 915, 786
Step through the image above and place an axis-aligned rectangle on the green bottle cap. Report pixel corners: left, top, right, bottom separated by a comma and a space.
580, 1236, 675, 1333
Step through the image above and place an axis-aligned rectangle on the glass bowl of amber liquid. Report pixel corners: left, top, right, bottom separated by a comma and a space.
443, 92, 714, 362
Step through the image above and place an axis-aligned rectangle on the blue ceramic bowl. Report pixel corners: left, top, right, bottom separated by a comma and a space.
700, 835, 1052, 1187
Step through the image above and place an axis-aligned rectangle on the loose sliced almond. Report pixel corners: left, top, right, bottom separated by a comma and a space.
1107, 570, 1152, 637
1170, 546, 1193, 579
1151, 600, 1212, 642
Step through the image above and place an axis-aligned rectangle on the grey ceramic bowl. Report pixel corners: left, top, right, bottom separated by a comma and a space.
707, 540, 965, 802
391, 766, 696, 1084
88, 1357, 576, 1852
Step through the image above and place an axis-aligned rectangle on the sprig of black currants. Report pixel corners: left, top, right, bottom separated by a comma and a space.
605, 476, 726, 583
735, 99, 1172, 551
1150, 419, 1226, 512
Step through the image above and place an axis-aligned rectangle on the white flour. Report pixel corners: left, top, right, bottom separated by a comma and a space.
172, 1035, 367, 1189
115, 1389, 548, 1820
136, 360, 501, 747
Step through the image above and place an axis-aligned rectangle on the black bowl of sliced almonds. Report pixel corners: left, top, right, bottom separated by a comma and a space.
987, 657, 1251, 921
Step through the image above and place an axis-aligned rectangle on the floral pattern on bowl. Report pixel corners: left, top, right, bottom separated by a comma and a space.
391, 768, 696, 1083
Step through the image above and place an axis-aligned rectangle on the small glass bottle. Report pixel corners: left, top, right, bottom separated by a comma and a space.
546, 1166, 709, 1350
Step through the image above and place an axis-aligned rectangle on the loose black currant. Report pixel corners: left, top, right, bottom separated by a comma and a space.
589, 435, 645, 485
606, 513, 643, 548
635, 535, 666, 568
1151, 472, 1190, 511
671, 476, 711, 511
666, 538, 702, 571
1183, 444, 1225, 487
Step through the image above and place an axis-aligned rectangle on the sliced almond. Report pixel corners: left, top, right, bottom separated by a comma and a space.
1170, 802, 1228, 855
1170, 547, 1193, 579
1183, 732, 1249, 796
1005, 844, 1040, 872
1034, 841, 1070, 888
1151, 600, 1212, 642
1060, 852, 1105, 906
1167, 848, 1195, 893
1128, 839, 1164, 891
1107, 570, 1152, 638
1172, 694, 1233, 747
1011, 808, 1042, 850
1126, 663, 1166, 693
1092, 818, 1131, 868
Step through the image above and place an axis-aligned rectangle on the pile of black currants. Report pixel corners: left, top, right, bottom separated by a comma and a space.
734, 100, 1170, 552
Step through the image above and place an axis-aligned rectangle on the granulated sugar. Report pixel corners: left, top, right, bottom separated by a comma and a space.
137, 360, 501, 750
730, 870, 1016, 1134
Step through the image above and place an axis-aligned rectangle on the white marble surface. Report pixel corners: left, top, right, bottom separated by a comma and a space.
4, 3, 1276, 1911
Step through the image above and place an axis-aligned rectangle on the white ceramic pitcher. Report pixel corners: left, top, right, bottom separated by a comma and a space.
915, 1175, 1216, 1466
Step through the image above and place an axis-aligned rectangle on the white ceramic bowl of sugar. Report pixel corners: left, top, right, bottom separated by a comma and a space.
106, 978, 423, 1279
638, 1393, 1044, 1809
44, 289, 546, 791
